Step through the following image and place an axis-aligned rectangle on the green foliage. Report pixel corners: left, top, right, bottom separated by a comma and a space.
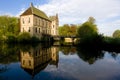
17, 32, 31, 43
77, 17, 98, 39
0, 15, 19, 42
0, 44, 19, 64
103, 37, 120, 45
40, 36, 53, 42
0, 15, 19, 35
88, 16, 96, 24
5, 33, 17, 43
59, 24, 77, 36
31, 36, 40, 43
113, 30, 120, 38
76, 17, 105, 48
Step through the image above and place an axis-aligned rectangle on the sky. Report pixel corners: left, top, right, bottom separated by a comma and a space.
0, 0, 120, 36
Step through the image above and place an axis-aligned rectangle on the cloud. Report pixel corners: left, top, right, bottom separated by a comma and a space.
98, 20, 120, 36
18, 0, 120, 36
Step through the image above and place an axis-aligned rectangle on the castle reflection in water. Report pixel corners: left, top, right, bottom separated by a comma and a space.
20, 45, 59, 76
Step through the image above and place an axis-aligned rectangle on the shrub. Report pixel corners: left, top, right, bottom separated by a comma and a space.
31, 36, 40, 43
17, 32, 31, 43
6, 33, 17, 43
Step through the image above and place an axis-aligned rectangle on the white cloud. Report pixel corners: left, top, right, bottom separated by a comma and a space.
17, 0, 120, 36
98, 20, 120, 36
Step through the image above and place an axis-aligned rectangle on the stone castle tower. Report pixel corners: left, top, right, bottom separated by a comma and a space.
49, 14, 59, 36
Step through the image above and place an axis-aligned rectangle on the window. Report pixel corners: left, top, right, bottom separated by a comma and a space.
35, 27, 37, 33
28, 27, 30, 32
36, 18, 37, 25
28, 52, 31, 57
39, 28, 40, 33
29, 60, 31, 66
28, 17, 30, 23
22, 18, 24, 24
23, 60, 25, 65
53, 25, 54, 28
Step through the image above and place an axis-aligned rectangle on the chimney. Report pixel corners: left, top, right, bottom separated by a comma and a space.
56, 13, 58, 17
30, 2, 33, 7
56, 13, 58, 20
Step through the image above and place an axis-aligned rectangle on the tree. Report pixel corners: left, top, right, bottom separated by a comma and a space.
0, 15, 19, 36
17, 32, 31, 43
76, 17, 104, 46
77, 17, 98, 39
58, 24, 77, 36
88, 16, 96, 24
0, 15, 19, 42
113, 30, 120, 38
70, 24, 77, 36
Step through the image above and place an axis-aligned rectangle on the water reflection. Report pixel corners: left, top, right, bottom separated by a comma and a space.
60, 47, 77, 55
0, 44, 120, 80
77, 47, 104, 64
20, 45, 59, 77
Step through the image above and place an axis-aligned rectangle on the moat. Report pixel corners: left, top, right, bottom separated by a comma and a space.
0, 44, 120, 80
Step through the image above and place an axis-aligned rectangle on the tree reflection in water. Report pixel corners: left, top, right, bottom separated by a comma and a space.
76, 46, 105, 64
59, 46, 105, 65
1, 43, 120, 80
59, 47, 77, 55
76, 45, 120, 65
0, 44, 20, 74
0, 43, 59, 79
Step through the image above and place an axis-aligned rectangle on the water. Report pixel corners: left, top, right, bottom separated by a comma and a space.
0, 44, 120, 80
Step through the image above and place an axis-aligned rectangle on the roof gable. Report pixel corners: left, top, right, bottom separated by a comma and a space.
32, 7, 50, 21
20, 7, 32, 16
20, 5, 50, 21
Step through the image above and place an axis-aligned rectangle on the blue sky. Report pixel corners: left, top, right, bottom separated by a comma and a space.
0, 0, 49, 15
0, 0, 120, 36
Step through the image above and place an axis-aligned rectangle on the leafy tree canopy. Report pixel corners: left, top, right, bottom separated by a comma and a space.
77, 17, 98, 39
113, 30, 120, 38
0, 15, 19, 36
58, 24, 77, 36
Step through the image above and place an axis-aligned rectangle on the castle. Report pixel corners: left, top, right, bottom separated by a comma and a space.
20, 3, 59, 38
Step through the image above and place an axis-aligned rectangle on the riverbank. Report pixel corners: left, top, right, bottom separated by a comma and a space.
76, 35, 120, 53
0, 32, 54, 44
